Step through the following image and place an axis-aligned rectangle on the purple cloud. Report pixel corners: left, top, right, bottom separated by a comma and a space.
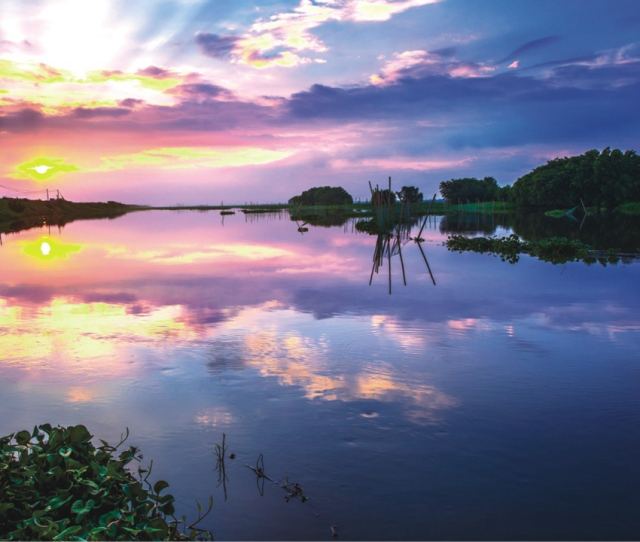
195, 32, 241, 59
498, 35, 562, 64
73, 107, 132, 119
136, 66, 177, 79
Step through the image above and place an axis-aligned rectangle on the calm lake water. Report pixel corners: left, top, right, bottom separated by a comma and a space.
1, 210, 639, 540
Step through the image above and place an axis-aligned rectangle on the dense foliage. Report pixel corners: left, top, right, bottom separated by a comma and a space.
288, 186, 353, 206
0, 424, 211, 541
396, 186, 423, 203
439, 177, 505, 203
510, 148, 640, 210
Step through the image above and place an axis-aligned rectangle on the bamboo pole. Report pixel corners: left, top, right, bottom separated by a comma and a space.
397, 237, 407, 286
416, 193, 436, 240
387, 236, 391, 295
417, 241, 436, 286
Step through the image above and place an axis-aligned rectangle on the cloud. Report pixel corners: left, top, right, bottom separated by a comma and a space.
195, 33, 241, 59
73, 107, 132, 119
498, 35, 562, 65
136, 65, 180, 79
0, 108, 44, 132
346, 0, 439, 22
195, 0, 440, 68
167, 83, 232, 100
370, 49, 494, 85
95, 146, 295, 172
0, 39, 34, 54
117, 98, 145, 108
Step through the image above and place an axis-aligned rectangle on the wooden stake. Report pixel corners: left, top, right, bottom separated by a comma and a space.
416, 194, 436, 240
417, 241, 436, 286
387, 236, 391, 295
397, 238, 407, 286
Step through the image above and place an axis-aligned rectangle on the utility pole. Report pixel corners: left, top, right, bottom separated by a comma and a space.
46, 188, 49, 200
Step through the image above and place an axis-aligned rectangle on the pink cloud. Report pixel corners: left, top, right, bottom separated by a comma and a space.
371, 50, 494, 85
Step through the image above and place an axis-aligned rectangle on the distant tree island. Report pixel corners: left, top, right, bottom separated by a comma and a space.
288, 186, 353, 206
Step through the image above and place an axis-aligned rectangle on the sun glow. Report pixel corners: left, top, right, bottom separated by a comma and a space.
23, 237, 83, 261
15, 157, 80, 181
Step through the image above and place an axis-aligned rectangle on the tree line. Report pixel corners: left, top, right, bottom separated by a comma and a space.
439, 148, 640, 211
288, 185, 424, 206
439, 177, 509, 204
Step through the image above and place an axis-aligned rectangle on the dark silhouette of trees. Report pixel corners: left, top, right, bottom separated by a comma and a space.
289, 186, 354, 206
439, 177, 500, 203
510, 148, 640, 210
396, 186, 423, 203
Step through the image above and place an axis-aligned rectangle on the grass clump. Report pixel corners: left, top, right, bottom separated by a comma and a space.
0, 424, 212, 541
543, 209, 568, 218
619, 202, 640, 215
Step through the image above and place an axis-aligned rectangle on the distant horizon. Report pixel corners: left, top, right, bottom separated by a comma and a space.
1, 0, 639, 206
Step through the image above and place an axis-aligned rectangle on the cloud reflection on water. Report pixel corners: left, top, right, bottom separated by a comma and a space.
1, 212, 639, 422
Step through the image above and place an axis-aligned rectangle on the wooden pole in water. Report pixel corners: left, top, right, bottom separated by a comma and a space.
387, 236, 392, 295
387, 176, 392, 230
416, 194, 436, 240
580, 198, 587, 214
417, 241, 436, 286
397, 237, 407, 286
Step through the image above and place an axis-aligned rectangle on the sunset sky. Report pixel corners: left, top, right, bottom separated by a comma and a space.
1, 0, 639, 205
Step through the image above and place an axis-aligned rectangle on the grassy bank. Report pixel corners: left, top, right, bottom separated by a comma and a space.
0, 197, 146, 234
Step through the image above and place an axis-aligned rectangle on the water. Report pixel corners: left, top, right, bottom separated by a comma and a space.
1, 210, 639, 540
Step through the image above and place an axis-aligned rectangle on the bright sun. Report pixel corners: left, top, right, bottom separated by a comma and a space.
16, 157, 80, 181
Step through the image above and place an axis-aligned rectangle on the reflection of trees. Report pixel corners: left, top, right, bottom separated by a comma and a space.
510, 212, 640, 253
439, 212, 514, 235
439, 209, 640, 254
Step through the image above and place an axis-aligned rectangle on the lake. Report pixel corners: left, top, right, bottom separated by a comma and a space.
1, 209, 639, 540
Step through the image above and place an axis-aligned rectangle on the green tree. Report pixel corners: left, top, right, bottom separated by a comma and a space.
289, 186, 354, 206
396, 186, 423, 203
510, 147, 639, 209
439, 177, 501, 203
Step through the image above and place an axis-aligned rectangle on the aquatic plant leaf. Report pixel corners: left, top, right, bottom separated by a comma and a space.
154, 480, 170, 494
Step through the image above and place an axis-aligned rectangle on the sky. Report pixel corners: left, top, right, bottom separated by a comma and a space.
1, 0, 639, 205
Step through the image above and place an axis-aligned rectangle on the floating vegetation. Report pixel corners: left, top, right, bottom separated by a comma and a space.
355, 218, 382, 235
544, 209, 569, 218
240, 209, 278, 214
213, 434, 229, 501
0, 424, 212, 541
220, 211, 235, 215
445, 234, 624, 266
211, 435, 310, 508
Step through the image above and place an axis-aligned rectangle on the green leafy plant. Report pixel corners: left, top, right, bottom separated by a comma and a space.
0, 424, 212, 541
